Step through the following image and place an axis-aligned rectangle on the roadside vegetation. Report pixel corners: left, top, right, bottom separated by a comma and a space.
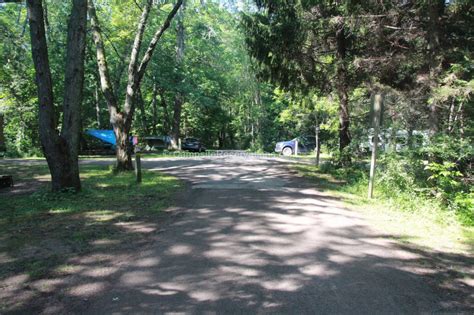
293, 140, 473, 254
0, 164, 181, 281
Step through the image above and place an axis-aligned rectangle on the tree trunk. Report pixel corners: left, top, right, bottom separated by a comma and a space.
113, 115, 133, 170
61, 0, 88, 189
171, 2, 185, 150
335, 23, 351, 154
171, 93, 183, 149
159, 88, 170, 133
136, 88, 149, 134
447, 97, 455, 133
151, 80, 158, 134
95, 84, 101, 128
89, 0, 183, 170
27, 0, 87, 192
427, 1, 444, 136
338, 94, 351, 152
314, 118, 320, 167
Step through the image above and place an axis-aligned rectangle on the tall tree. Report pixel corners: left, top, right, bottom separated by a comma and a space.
89, 0, 183, 170
425, 0, 445, 135
170, 1, 186, 149
27, 0, 87, 191
242, 1, 355, 153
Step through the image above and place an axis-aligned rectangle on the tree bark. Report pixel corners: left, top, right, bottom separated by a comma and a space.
61, 0, 88, 190
335, 22, 351, 155
427, 1, 444, 136
171, 93, 183, 149
171, 2, 185, 150
89, 1, 126, 169
136, 88, 149, 134
159, 88, 170, 133
151, 81, 158, 134
89, 0, 183, 170
95, 84, 101, 128
27, 0, 87, 192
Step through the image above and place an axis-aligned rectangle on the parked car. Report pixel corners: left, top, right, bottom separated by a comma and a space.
182, 138, 205, 152
275, 136, 316, 156
141, 135, 171, 151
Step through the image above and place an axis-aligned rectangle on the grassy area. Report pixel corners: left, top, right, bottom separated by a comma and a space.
0, 163, 182, 281
293, 163, 474, 255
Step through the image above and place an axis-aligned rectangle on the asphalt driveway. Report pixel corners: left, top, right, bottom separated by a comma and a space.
1, 156, 471, 313
80, 156, 472, 313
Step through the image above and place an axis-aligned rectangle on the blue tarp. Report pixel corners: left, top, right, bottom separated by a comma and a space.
85, 129, 116, 146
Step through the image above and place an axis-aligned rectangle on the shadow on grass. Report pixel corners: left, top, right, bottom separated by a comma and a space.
0, 163, 182, 312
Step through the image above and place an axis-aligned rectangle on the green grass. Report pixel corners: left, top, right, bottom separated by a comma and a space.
0, 163, 182, 280
293, 163, 474, 255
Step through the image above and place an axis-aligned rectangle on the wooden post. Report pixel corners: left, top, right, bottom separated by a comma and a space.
368, 93, 383, 199
178, 138, 182, 151
0, 112, 5, 154
135, 153, 142, 183
294, 139, 298, 156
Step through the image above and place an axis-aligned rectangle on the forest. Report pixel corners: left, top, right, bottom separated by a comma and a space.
0, 0, 473, 225
0, 1, 473, 312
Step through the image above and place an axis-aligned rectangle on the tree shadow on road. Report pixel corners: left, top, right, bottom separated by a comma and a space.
1, 157, 472, 313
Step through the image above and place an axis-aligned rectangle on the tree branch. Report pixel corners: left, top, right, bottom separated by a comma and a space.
88, 0, 119, 119
123, 0, 153, 116
136, 0, 184, 84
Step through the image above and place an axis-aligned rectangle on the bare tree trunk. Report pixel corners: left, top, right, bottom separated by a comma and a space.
89, 0, 183, 170
113, 0, 153, 170
335, 22, 351, 156
171, 94, 183, 149
314, 117, 320, 166
159, 88, 170, 133
61, 0, 88, 188
95, 84, 101, 128
21, 10, 29, 38
448, 97, 455, 133
43, 0, 49, 41
427, 1, 444, 136
171, 2, 185, 150
89, 1, 122, 168
136, 87, 149, 134
27, 0, 87, 191
151, 81, 158, 134
457, 103, 465, 138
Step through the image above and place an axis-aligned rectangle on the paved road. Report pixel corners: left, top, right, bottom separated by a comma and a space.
73, 156, 467, 314
2, 156, 470, 313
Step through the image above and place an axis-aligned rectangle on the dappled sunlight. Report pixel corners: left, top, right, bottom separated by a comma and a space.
167, 244, 194, 255
69, 282, 106, 297
85, 210, 122, 222
1, 157, 472, 313
115, 221, 158, 233
0, 163, 182, 312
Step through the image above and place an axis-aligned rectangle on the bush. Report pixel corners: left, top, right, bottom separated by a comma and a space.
320, 149, 473, 226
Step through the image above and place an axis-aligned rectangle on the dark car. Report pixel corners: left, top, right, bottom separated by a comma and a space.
275, 136, 316, 156
141, 135, 171, 151
182, 138, 205, 152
